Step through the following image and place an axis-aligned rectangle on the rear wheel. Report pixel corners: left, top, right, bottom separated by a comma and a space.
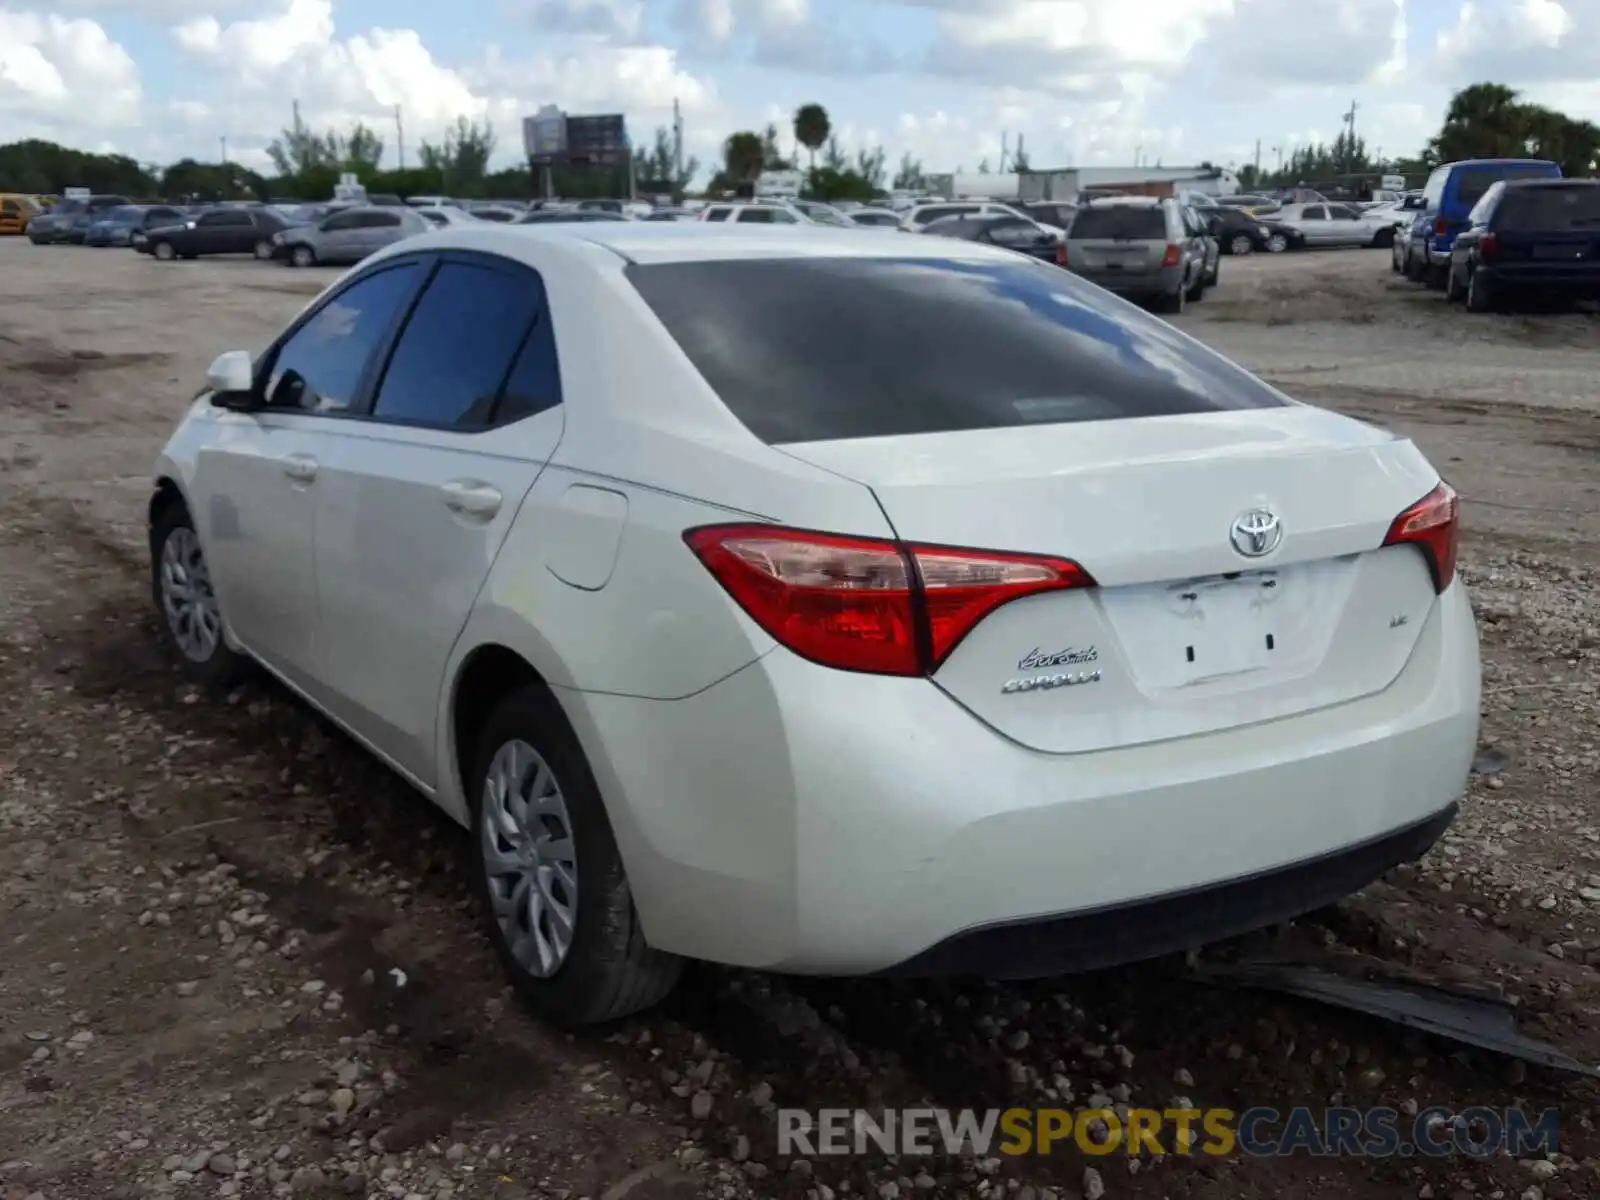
290, 244, 315, 268
1466, 269, 1495, 313
153, 241, 175, 261
1404, 249, 1426, 282
1157, 284, 1186, 315
469, 686, 684, 1026
1228, 234, 1253, 256
1445, 265, 1466, 303
1185, 273, 1206, 302
253, 239, 273, 260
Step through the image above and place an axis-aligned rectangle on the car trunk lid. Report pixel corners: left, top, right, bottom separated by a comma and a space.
778, 407, 1445, 754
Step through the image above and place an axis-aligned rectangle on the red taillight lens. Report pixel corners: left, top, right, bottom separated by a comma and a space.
1161, 243, 1181, 267
1054, 243, 1068, 266
1480, 231, 1498, 259
1383, 482, 1459, 593
684, 525, 1093, 676
1433, 217, 1448, 238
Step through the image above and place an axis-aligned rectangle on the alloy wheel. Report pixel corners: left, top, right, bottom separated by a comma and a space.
159, 527, 221, 663
480, 739, 579, 978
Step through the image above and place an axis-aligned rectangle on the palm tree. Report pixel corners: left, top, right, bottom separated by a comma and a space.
793, 104, 831, 169
723, 131, 765, 184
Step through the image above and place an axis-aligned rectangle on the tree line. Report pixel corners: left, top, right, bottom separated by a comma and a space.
1, 85, 1593, 204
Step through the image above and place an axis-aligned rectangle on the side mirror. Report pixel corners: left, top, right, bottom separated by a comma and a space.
206, 350, 256, 408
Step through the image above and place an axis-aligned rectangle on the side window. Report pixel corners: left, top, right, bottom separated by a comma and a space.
771, 208, 800, 223
1301, 206, 1325, 220
986, 222, 1042, 248
1468, 185, 1500, 226
704, 208, 730, 222
321, 212, 358, 232
264, 264, 421, 414
737, 208, 775, 223
196, 212, 228, 227
1327, 205, 1357, 219
1423, 168, 1447, 210
496, 307, 564, 423
1, 200, 17, 215
367, 212, 403, 228
369, 261, 542, 427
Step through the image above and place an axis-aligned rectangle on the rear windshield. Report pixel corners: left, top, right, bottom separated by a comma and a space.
1069, 206, 1166, 239
1455, 165, 1557, 206
626, 257, 1287, 445
1497, 186, 1600, 230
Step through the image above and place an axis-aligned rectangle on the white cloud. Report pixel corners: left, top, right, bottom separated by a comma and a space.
1433, 0, 1597, 79
0, 11, 141, 133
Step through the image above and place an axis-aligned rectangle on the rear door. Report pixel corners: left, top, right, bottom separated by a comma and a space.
1492, 184, 1600, 271
1066, 204, 1169, 275
627, 254, 1446, 754
310, 253, 565, 783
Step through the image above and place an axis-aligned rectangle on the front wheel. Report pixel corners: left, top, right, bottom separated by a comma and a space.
150, 504, 247, 687
1265, 233, 1289, 253
253, 239, 273, 260
1228, 234, 1253, 256
1445, 265, 1466, 303
290, 244, 315, 268
153, 241, 175, 261
469, 686, 684, 1026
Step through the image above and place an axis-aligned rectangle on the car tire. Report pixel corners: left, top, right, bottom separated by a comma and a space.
468, 685, 685, 1027
1373, 228, 1395, 248
150, 502, 248, 688
1391, 243, 1403, 273
1228, 234, 1253, 256
1265, 232, 1289, 253
290, 245, 316, 268
253, 240, 274, 260
1445, 266, 1466, 303
1404, 250, 1426, 282
1466, 269, 1495, 313
1185, 273, 1205, 302
1426, 264, 1447, 291
153, 241, 176, 261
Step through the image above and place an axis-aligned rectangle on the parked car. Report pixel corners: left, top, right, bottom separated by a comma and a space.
1063, 196, 1212, 313
414, 206, 482, 228
86, 204, 188, 247
515, 209, 629, 225
1272, 202, 1399, 248
1256, 218, 1306, 253
26, 194, 130, 244
1215, 194, 1279, 213
699, 202, 814, 225
921, 213, 1067, 263
141, 206, 295, 261
469, 206, 525, 224
0, 193, 41, 235
148, 222, 1478, 1026
1020, 201, 1079, 232
1210, 206, 1277, 255
899, 201, 1028, 231
846, 209, 904, 228
1445, 178, 1600, 312
1403, 158, 1562, 288
639, 207, 696, 222
781, 199, 855, 227
273, 206, 432, 267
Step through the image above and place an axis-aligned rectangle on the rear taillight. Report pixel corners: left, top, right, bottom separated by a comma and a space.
1383, 482, 1459, 593
684, 525, 1094, 676
1433, 216, 1448, 239
1161, 243, 1181, 267
1480, 231, 1498, 259
1054, 243, 1068, 266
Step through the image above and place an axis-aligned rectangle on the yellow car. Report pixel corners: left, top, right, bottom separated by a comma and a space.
0, 194, 43, 235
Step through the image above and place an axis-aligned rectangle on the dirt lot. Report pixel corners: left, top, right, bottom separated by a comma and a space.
1, 239, 1597, 1200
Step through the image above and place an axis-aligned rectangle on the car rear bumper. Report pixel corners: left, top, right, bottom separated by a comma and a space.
1070, 267, 1182, 297
1479, 264, 1600, 293
566, 580, 1480, 976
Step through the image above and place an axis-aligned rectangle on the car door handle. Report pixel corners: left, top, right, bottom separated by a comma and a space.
282, 453, 318, 483
441, 479, 502, 519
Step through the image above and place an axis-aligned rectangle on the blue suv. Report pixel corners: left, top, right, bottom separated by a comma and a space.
1402, 158, 1562, 288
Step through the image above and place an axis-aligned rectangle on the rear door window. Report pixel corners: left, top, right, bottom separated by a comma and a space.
369, 260, 543, 428
1069, 206, 1166, 239
1453, 165, 1556, 207
1496, 186, 1600, 231
625, 256, 1287, 445
703, 208, 731, 222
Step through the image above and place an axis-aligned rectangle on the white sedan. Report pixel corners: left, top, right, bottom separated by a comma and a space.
149, 223, 1480, 1025
1273, 202, 1400, 247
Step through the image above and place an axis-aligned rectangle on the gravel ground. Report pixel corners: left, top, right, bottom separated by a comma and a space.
1, 239, 1597, 1200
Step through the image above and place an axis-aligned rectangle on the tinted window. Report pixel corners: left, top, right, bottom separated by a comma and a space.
265, 264, 420, 414
924, 218, 983, 240
147, 208, 183, 225
736, 208, 775, 223
322, 213, 359, 231
420, 210, 448, 226
1454, 165, 1556, 207
199, 211, 251, 227
1, 200, 18, 214
370, 262, 541, 427
496, 309, 564, 423
1497, 185, 1600, 231
919, 206, 977, 223
1327, 205, 1360, 219
703, 209, 731, 222
358, 211, 403, 228
106, 206, 141, 222
986, 221, 1049, 248
626, 257, 1287, 445
1070, 206, 1165, 239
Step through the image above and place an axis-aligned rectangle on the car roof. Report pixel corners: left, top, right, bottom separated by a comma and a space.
379, 222, 1026, 268
1500, 177, 1598, 189
1081, 195, 1163, 208
1443, 158, 1558, 169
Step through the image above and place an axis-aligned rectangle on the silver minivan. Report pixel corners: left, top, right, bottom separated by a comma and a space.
1063, 197, 1212, 314
276, 206, 431, 267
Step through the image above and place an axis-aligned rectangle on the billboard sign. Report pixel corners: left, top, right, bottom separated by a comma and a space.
523, 105, 568, 164
563, 114, 629, 167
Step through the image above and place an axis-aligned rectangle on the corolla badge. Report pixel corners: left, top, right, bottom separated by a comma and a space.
1229, 508, 1283, 558
1001, 669, 1102, 695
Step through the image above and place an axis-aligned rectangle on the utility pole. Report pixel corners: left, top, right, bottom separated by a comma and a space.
219, 135, 227, 163
394, 104, 405, 170
1253, 138, 1261, 179
999, 131, 1008, 174
672, 97, 684, 193
1343, 99, 1359, 171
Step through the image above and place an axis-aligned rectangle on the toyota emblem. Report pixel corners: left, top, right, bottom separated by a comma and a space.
1230, 508, 1283, 558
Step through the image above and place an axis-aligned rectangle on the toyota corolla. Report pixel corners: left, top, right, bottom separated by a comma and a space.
148, 223, 1481, 1026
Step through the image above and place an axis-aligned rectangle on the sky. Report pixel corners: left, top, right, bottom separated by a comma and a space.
4, 0, 1599, 183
